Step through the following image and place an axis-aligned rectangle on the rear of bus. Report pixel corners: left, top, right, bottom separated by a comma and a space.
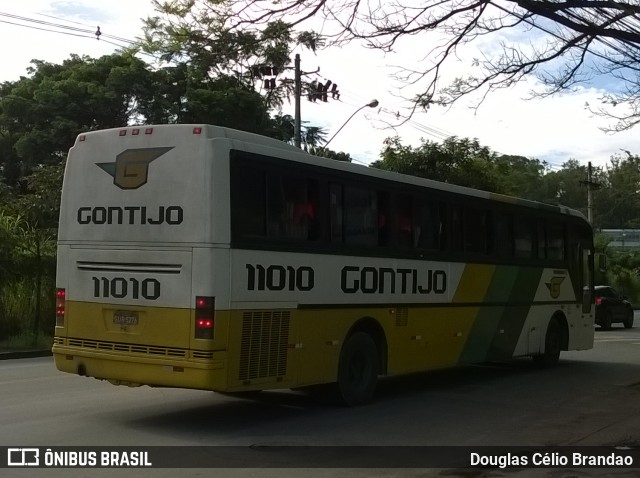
53, 124, 231, 390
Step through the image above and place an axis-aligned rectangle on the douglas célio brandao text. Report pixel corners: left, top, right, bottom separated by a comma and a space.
470, 452, 634, 468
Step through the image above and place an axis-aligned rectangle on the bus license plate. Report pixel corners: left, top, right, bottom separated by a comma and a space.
113, 311, 139, 326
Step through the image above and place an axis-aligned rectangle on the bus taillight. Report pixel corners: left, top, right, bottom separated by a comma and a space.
195, 296, 214, 339
56, 289, 66, 326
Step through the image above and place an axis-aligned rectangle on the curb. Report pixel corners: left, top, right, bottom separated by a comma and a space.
0, 350, 52, 360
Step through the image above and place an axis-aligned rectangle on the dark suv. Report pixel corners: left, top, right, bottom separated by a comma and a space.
594, 286, 634, 330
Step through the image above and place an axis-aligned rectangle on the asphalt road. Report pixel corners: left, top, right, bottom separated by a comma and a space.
2, 317, 640, 478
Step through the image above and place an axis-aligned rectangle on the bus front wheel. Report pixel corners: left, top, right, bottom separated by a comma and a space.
533, 319, 562, 368
337, 332, 379, 406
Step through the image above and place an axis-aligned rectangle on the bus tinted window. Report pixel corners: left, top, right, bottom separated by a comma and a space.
548, 221, 565, 261
394, 194, 413, 249
450, 204, 464, 252
267, 175, 319, 241
415, 199, 441, 251
329, 183, 344, 243
537, 220, 547, 259
234, 167, 266, 238
493, 212, 513, 258
344, 186, 378, 247
514, 216, 534, 258
464, 207, 489, 254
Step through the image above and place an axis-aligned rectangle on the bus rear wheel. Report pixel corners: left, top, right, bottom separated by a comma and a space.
533, 319, 562, 368
337, 332, 379, 406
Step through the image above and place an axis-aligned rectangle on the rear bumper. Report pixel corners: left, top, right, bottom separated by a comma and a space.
52, 344, 228, 391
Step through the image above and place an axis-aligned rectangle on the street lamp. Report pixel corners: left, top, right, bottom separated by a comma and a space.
324, 99, 379, 149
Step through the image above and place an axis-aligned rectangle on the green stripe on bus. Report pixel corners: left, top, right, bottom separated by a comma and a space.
459, 265, 519, 363
486, 266, 543, 361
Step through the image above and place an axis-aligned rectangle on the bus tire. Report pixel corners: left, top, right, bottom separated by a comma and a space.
337, 332, 379, 406
533, 318, 562, 368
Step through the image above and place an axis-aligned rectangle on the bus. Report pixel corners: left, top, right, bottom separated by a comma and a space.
53, 124, 595, 405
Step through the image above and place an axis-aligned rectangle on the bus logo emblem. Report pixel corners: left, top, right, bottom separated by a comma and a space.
545, 276, 565, 299
97, 147, 174, 189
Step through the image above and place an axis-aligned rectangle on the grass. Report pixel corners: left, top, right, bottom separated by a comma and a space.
0, 276, 55, 351
0, 332, 53, 352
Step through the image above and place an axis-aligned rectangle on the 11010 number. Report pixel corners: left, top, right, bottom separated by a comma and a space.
92, 277, 160, 300
246, 264, 314, 291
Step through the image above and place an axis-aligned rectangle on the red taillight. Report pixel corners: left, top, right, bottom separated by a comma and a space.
195, 296, 214, 339
56, 288, 66, 326
193, 127, 202, 135
596, 297, 602, 305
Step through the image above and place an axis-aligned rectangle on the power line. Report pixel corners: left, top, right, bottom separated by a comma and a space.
0, 10, 137, 46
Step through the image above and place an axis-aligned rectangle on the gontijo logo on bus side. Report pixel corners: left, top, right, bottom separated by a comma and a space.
96, 147, 174, 190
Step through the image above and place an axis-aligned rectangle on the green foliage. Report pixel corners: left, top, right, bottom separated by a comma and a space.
605, 250, 640, 306
593, 153, 640, 229
372, 136, 504, 192
141, 0, 318, 109
309, 146, 352, 162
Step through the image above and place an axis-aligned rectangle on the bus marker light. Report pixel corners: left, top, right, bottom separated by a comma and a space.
79, 135, 86, 142
193, 127, 202, 134
145, 128, 153, 134
119, 130, 127, 136
132, 129, 140, 135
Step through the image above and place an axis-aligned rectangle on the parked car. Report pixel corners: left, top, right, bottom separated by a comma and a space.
594, 286, 634, 330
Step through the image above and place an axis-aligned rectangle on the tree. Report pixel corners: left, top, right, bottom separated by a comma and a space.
593, 152, 640, 229
0, 53, 152, 185
535, 159, 590, 212
309, 146, 352, 162
494, 154, 548, 201
371, 136, 504, 192
207, 0, 640, 130
0, 52, 279, 186
141, 0, 323, 109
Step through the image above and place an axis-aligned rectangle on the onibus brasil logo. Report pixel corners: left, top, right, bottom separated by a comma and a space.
97, 147, 174, 190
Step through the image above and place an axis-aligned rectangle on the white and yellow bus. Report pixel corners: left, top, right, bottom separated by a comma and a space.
53, 124, 595, 405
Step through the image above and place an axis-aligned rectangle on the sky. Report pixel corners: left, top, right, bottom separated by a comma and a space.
1, 0, 640, 170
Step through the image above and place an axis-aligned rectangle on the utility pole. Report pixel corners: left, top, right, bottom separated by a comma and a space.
580, 161, 601, 224
294, 54, 302, 149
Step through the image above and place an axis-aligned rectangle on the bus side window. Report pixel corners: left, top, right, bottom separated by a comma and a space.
514, 215, 533, 258
378, 191, 390, 247
344, 186, 378, 247
493, 212, 513, 258
464, 207, 489, 254
537, 219, 547, 259
329, 183, 343, 243
449, 203, 463, 252
394, 193, 413, 249
547, 221, 566, 261
267, 175, 319, 241
415, 199, 440, 251
233, 166, 266, 238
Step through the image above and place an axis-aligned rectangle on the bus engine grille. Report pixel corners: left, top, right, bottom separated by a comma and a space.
239, 311, 290, 381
